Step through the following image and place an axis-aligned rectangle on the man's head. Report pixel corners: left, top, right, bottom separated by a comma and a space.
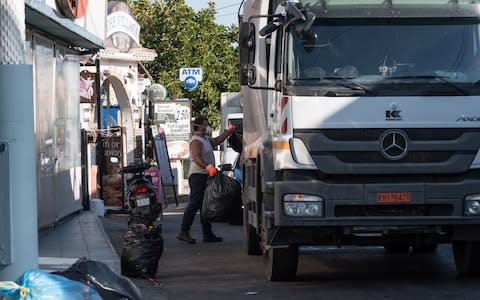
192, 116, 211, 135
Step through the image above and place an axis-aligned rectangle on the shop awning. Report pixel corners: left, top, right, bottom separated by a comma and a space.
25, 0, 104, 51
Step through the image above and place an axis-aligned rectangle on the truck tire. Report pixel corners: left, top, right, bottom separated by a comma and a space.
243, 206, 261, 255
264, 245, 299, 281
453, 240, 480, 277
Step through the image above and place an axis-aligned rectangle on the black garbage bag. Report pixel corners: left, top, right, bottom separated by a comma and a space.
228, 131, 242, 153
121, 224, 164, 279
54, 257, 143, 300
202, 173, 242, 222
128, 202, 162, 226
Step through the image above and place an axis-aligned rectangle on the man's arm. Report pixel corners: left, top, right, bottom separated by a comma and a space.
210, 125, 236, 147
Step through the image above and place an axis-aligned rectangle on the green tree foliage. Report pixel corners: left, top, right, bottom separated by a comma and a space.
128, 0, 240, 128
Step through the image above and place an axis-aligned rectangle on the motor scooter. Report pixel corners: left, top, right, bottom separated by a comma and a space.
121, 161, 162, 226
120, 161, 164, 281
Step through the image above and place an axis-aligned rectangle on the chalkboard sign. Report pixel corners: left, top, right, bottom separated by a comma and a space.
152, 125, 175, 186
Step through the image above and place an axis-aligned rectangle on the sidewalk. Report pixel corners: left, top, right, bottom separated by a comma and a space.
38, 210, 120, 274
37, 179, 189, 275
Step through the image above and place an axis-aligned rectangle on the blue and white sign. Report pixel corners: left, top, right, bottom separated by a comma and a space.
179, 67, 203, 82
183, 76, 198, 90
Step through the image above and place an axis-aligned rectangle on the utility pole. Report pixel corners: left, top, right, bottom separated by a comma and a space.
0, 0, 39, 280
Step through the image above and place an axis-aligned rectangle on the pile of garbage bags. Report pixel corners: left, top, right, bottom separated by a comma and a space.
0, 258, 143, 300
121, 199, 164, 280
121, 223, 164, 279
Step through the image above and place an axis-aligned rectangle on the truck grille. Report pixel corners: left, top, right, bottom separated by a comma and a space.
335, 204, 453, 217
294, 128, 480, 175
335, 151, 452, 163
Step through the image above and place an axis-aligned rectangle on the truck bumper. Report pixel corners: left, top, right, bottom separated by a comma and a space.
263, 179, 480, 245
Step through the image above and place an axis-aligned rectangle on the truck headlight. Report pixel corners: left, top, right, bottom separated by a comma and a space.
283, 194, 324, 217
465, 194, 480, 216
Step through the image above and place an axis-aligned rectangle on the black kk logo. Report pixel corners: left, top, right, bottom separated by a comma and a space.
386, 110, 402, 120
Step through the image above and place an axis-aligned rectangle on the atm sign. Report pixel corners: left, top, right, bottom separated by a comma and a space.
179, 68, 203, 82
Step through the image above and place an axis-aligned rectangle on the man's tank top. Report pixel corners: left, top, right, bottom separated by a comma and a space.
188, 135, 215, 176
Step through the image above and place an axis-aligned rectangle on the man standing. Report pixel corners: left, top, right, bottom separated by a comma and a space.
177, 116, 235, 244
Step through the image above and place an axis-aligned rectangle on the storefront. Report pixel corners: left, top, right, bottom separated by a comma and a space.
81, 1, 157, 207
24, 0, 106, 228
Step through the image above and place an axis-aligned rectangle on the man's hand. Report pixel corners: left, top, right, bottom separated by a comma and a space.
227, 124, 236, 133
206, 164, 217, 177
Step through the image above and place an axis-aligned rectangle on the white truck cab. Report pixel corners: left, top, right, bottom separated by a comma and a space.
240, 0, 480, 281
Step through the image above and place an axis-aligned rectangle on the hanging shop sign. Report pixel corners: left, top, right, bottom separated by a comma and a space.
147, 84, 168, 103
56, 0, 89, 19
106, 1, 140, 53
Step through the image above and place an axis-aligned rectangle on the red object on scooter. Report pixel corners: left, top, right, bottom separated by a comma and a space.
134, 184, 149, 194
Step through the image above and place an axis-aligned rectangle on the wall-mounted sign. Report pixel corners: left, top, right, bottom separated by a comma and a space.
80, 70, 97, 103
106, 1, 140, 53
56, 0, 89, 19
98, 129, 124, 207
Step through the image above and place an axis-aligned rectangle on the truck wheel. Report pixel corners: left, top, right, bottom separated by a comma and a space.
243, 206, 261, 255
453, 240, 480, 277
264, 245, 299, 281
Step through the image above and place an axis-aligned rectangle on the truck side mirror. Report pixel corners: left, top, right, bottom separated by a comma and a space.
240, 14, 283, 90
239, 22, 255, 85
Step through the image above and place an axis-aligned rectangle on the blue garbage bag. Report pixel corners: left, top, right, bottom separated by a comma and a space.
0, 269, 102, 300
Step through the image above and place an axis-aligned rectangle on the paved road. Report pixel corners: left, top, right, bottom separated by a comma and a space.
101, 203, 480, 300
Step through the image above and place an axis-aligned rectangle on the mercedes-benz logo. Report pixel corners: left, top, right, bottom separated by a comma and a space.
380, 129, 409, 160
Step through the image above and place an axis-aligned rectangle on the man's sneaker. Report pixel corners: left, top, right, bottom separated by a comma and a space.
203, 234, 223, 243
177, 231, 195, 244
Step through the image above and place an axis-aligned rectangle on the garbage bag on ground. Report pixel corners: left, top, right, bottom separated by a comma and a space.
121, 223, 164, 279
0, 269, 102, 300
54, 257, 143, 300
202, 173, 242, 222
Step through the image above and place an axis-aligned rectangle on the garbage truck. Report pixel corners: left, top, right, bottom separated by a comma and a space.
239, 0, 480, 281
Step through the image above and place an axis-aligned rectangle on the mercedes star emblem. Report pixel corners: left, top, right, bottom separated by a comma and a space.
380, 129, 409, 160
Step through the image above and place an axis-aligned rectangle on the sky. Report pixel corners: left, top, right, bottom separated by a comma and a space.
185, 0, 242, 26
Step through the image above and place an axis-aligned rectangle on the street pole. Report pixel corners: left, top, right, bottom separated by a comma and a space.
0, 0, 39, 280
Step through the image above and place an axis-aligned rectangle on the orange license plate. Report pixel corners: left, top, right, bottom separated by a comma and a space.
376, 192, 411, 204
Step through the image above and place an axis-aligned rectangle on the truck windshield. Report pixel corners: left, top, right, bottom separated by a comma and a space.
286, 18, 480, 96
